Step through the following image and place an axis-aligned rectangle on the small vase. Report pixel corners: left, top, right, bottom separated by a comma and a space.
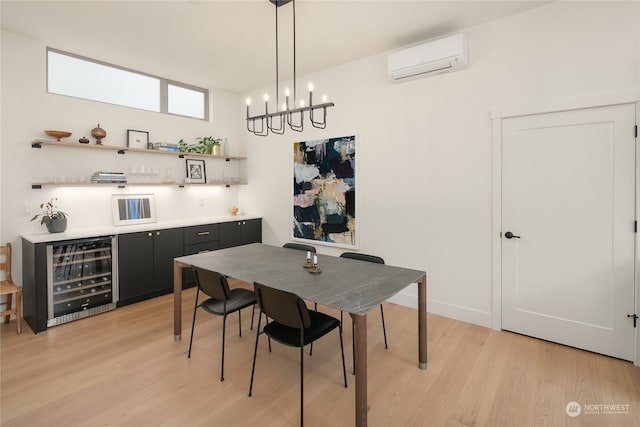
46, 218, 67, 233
91, 124, 106, 145
212, 145, 221, 156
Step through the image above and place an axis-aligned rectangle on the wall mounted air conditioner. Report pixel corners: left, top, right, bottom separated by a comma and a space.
388, 33, 468, 81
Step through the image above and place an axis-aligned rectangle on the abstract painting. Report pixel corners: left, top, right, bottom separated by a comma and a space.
293, 135, 357, 248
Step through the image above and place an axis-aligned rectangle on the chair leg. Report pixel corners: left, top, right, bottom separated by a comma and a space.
380, 304, 388, 349
309, 303, 318, 356
250, 304, 256, 330
4, 293, 12, 324
249, 313, 263, 397
339, 323, 348, 387
221, 314, 227, 382
351, 321, 356, 375
15, 289, 22, 334
300, 342, 304, 427
187, 301, 199, 358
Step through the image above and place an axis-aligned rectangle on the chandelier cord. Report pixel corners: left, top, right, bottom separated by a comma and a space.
275, 2, 279, 108
292, 0, 297, 104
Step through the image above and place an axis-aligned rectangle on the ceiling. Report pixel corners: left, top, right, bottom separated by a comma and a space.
1, 0, 550, 94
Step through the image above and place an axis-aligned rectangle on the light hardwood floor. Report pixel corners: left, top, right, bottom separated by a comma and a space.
2, 281, 640, 426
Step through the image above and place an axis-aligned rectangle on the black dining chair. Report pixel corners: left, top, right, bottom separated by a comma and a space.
283, 243, 320, 353
249, 282, 347, 427
188, 266, 256, 381
340, 252, 388, 372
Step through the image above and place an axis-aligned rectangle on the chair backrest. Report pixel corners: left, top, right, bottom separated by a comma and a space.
192, 267, 231, 300
254, 282, 311, 329
283, 243, 316, 253
0, 243, 12, 282
340, 251, 385, 265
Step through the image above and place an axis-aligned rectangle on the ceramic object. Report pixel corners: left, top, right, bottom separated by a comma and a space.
44, 130, 72, 141
91, 124, 106, 145
79, 137, 90, 144
229, 207, 239, 216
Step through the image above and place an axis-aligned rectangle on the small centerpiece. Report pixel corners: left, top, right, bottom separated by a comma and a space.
31, 197, 68, 233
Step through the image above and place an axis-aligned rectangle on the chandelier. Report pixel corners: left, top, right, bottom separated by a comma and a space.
246, 0, 335, 136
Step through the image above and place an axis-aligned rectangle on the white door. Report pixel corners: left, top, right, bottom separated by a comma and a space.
502, 103, 636, 361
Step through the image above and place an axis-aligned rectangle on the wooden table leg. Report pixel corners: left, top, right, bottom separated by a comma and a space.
350, 313, 367, 427
174, 260, 186, 341
418, 274, 427, 369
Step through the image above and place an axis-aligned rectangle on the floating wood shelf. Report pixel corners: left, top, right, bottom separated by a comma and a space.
31, 139, 247, 160
31, 182, 247, 189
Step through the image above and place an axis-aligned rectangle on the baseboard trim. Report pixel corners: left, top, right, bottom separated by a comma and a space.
388, 291, 493, 329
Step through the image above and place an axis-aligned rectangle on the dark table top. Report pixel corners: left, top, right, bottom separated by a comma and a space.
176, 243, 426, 315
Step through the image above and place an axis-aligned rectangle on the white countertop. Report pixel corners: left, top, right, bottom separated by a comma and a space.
21, 214, 262, 244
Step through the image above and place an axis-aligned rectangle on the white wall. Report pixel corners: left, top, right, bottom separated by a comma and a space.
241, 1, 640, 327
2, 1, 638, 329
0, 30, 246, 285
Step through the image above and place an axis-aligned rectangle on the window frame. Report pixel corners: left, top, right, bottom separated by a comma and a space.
47, 47, 209, 121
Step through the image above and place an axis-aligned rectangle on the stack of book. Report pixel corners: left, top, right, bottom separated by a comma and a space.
91, 171, 127, 184
153, 142, 180, 152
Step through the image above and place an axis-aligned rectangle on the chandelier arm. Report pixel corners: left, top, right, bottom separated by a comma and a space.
310, 106, 327, 129
268, 113, 286, 134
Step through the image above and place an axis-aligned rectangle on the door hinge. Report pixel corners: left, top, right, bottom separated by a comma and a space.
635, 125, 638, 138
635, 220, 637, 233
627, 314, 638, 328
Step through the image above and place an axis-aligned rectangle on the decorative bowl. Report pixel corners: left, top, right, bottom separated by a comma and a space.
44, 130, 72, 141
230, 177, 242, 184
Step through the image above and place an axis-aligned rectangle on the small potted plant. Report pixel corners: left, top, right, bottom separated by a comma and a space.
196, 136, 222, 155
31, 197, 68, 233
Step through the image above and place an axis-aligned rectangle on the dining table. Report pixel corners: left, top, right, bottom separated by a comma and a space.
173, 243, 427, 427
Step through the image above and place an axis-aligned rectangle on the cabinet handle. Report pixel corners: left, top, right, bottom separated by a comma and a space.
197, 249, 211, 254
242, 221, 246, 225
156, 231, 161, 236
147, 232, 153, 237
197, 231, 210, 236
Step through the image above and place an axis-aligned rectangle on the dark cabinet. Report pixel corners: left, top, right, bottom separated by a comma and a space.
220, 218, 262, 248
118, 227, 183, 306
182, 224, 221, 287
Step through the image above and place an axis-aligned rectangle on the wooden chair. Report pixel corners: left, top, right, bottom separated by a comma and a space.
0, 243, 22, 334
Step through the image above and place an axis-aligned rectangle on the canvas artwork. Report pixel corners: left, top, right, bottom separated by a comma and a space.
293, 135, 357, 248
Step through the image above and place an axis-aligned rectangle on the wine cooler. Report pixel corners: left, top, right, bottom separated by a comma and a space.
46, 236, 118, 327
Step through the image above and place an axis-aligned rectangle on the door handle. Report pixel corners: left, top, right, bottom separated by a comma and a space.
504, 231, 521, 239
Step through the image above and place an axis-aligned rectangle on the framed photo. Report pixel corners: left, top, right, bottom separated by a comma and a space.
185, 159, 206, 183
127, 129, 149, 149
112, 194, 156, 226
292, 134, 358, 249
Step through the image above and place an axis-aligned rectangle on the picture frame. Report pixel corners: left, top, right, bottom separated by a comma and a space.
185, 159, 206, 183
112, 193, 157, 226
292, 134, 358, 249
127, 129, 149, 149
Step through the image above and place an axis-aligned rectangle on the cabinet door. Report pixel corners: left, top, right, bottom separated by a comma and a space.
241, 219, 262, 245
219, 221, 242, 248
153, 228, 184, 292
118, 232, 154, 301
